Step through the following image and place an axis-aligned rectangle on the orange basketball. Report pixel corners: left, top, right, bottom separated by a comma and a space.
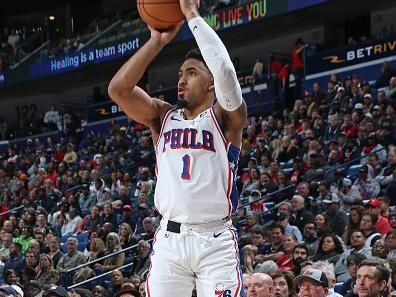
137, 0, 185, 31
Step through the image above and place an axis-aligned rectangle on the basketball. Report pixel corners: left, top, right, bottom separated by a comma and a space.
137, 0, 184, 31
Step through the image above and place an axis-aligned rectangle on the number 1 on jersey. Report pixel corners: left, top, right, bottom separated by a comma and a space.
181, 154, 191, 180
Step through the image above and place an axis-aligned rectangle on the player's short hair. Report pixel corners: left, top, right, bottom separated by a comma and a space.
184, 48, 209, 70
251, 226, 266, 237
270, 223, 285, 234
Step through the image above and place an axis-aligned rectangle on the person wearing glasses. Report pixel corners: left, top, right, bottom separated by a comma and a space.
295, 268, 329, 297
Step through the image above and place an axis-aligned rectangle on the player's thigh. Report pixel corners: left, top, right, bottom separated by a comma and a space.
146, 228, 195, 297
195, 230, 244, 297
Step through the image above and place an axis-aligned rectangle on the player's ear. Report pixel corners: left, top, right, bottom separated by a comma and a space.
208, 77, 215, 92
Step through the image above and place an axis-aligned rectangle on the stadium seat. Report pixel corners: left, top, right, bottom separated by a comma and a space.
347, 164, 363, 179
78, 242, 89, 252
61, 233, 73, 243
334, 282, 344, 294
77, 231, 89, 243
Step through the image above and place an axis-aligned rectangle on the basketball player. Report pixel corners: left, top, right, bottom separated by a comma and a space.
108, 0, 247, 296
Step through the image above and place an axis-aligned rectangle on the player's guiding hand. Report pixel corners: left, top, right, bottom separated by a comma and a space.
148, 21, 185, 49
180, 0, 200, 21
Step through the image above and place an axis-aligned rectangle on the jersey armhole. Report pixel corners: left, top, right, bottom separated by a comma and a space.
155, 108, 175, 148
210, 107, 228, 147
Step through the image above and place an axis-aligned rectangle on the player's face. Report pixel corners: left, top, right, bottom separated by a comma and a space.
177, 58, 213, 108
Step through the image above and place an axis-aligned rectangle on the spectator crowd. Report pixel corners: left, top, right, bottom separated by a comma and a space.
1, 7, 396, 297
0, 59, 394, 297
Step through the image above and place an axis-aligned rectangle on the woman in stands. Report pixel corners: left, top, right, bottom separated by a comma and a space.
242, 244, 258, 274
273, 170, 295, 203
342, 205, 365, 247
313, 234, 344, 265
269, 270, 297, 297
258, 172, 278, 197
118, 222, 137, 258
99, 202, 117, 228
94, 232, 124, 273
36, 254, 59, 286
87, 237, 106, 264
4, 269, 22, 287
241, 167, 260, 197
314, 213, 330, 236
276, 233, 298, 271
276, 136, 299, 163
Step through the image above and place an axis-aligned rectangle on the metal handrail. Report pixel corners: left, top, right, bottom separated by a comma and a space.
0, 206, 24, 216
67, 261, 135, 289
66, 238, 153, 274
10, 41, 49, 69
80, 19, 123, 51
237, 146, 386, 209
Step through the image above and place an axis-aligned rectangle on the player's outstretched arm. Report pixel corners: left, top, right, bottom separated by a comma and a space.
180, 0, 247, 147
108, 22, 184, 131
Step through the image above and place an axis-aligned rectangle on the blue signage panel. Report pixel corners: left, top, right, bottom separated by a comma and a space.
0, 72, 4, 87
306, 35, 396, 75
288, 0, 328, 11
28, 37, 144, 80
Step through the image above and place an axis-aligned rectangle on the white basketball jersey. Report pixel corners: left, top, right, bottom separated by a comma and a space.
154, 107, 240, 224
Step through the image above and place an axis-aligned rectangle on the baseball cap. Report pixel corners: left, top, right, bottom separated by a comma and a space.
139, 203, 149, 209
123, 205, 132, 211
43, 286, 68, 297
323, 193, 340, 204
29, 280, 41, 289
293, 156, 303, 163
115, 284, 140, 297
337, 86, 345, 92
342, 178, 352, 187
93, 154, 103, 160
373, 105, 382, 110
250, 190, 261, 197
364, 112, 373, 119
359, 165, 368, 174
70, 288, 92, 297
328, 139, 339, 145
274, 213, 288, 221
295, 269, 328, 288
364, 94, 372, 99
389, 210, 396, 218
354, 103, 363, 109
366, 198, 381, 208
248, 157, 258, 164
308, 151, 320, 158
103, 187, 111, 193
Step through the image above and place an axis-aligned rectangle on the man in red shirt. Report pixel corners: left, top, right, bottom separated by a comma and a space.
366, 198, 392, 235
291, 38, 307, 100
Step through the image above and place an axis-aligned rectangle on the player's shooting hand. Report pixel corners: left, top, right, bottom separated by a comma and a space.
149, 21, 185, 48
180, 0, 200, 21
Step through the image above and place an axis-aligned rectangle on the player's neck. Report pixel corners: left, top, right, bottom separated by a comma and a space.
182, 102, 213, 120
